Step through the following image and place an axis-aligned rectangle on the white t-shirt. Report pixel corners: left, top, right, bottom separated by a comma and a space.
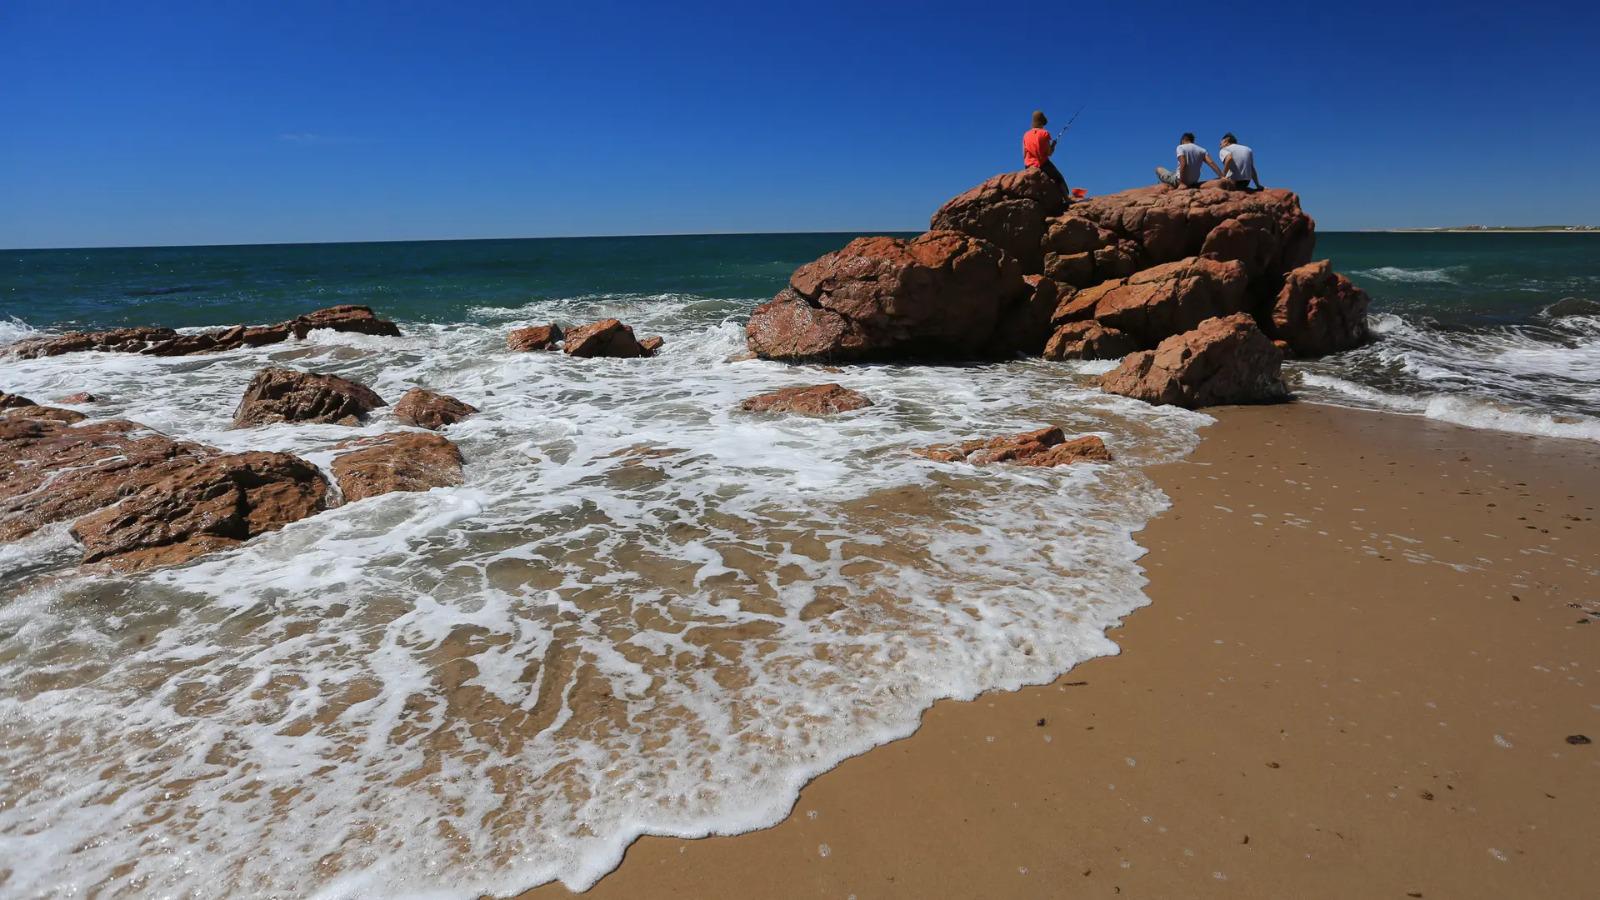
1220, 144, 1257, 183
1175, 142, 1208, 185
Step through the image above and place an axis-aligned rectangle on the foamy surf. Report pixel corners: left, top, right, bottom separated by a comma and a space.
0, 297, 1209, 897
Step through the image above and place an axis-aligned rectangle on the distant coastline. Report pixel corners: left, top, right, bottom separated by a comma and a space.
1366, 225, 1600, 233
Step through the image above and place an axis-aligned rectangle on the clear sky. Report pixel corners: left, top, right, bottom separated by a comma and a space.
2, 0, 1596, 248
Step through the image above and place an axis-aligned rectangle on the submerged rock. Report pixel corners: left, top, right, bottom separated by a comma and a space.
915, 426, 1113, 468
746, 231, 1028, 361
1099, 313, 1288, 408
7, 305, 400, 359
57, 392, 98, 404
1269, 260, 1372, 357
929, 168, 1066, 273
393, 388, 478, 430
331, 432, 464, 501
739, 383, 874, 416
71, 451, 329, 572
508, 324, 562, 352
638, 335, 665, 356
563, 318, 648, 358
232, 367, 387, 427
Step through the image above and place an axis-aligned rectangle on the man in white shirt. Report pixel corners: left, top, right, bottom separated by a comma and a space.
1156, 132, 1221, 188
1218, 133, 1263, 191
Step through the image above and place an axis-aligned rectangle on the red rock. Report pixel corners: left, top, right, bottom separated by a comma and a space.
71, 451, 329, 572
1269, 260, 1372, 357
2, 405, 87, 424
508, 324, 563, 352
1099, 313, 1288, 408
9, 327, 180, 359
330, 432, 464, 502
739, 383, 874, 416
1042, 321, 1141, 361
57, 392, 98, 404
1, 391, 38, 411
916, 426, 1112, 468
1053, 257, 1249, 346
988, 275, 1067, 356
0, 416, 214, 542
232, 367, 386, 427
929, 168, 1067, 273
638, 335, 665, 356
746, 231, 1029, 361
1042, 185, 1314, 289
288, 305, 401, 339
393, 388, 478, 430
563, 319, 646, 358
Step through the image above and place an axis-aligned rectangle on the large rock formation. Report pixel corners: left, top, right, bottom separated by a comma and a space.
393, 388, 477, 430
1269, 260, 1372, 357
739, 383, 873, 416
331, 432, 464, 501
71, 451, 329, 572
233, 368, 386, 427
929, 168, 1066, 273
7, 305, 400, 359
1050, 257, 1249, 347
746, 231, 1028, 361
915, 426, 1112, 468
1099, 313, 1288, 408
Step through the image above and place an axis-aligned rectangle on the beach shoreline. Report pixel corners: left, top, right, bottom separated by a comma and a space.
521, 401, 1600, 899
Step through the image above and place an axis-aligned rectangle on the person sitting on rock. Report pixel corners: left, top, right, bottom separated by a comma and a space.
1156, 132, 1222, 188
1218, 133, 1263, 191
1023, 110, 1070, 199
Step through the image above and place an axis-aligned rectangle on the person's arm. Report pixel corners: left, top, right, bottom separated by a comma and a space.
1044, 133, 1057, 159
1252, 161, 1263, 189
1204, 152, 1223, 177
1219, 150, 1236, 180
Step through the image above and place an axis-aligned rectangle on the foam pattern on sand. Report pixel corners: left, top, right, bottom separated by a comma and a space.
0, 296, 1207, 897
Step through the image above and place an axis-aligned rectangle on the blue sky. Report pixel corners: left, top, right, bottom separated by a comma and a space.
2, 0, 1596, 247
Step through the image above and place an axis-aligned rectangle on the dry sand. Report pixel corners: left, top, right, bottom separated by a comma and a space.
523, 402, 1600, 899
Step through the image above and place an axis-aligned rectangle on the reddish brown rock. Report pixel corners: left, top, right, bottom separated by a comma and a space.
508, 324, 563, 352
1269, 260, 1372, 357
929, 168, 1067, 273
563, 319, 647, 358
1042, 321, 1141, 361
746, 231, 1029, 361
232, 367, 386, 428
1, 391, 38, 411
7, 305, 399, 359
2, 405, 87, 424
393, 388, 477, 430
57, 392, 98, 404
331, 432, 464, 502
739, 383, 874, 416
1041, 185, 1315, 289
916, 426, 1112, 468
638, 335, 665, 356
71, 451, 329, 572
288, 305, 401, 338
0, 416, 214, 542
1100, 313, 1288, 408
988, 275, 1068, 356
1052, 257, 1249, 346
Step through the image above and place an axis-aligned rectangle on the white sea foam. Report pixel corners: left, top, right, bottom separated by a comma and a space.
0, 297, 1209, 897
1350, 265, 1461, 284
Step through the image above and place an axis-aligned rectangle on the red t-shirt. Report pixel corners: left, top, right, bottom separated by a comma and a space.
1022, 127, 1053, 167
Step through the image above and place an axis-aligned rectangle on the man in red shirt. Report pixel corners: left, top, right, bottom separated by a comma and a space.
1023, 110, 1069, 198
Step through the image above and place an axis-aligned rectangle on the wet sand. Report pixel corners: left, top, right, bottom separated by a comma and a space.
522, 402, 1600, 899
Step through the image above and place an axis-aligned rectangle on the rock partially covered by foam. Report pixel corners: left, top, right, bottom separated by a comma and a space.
7, 305, 400, 359
563, 319, 661, 358
1100, 313, 1288, 408
739, 383, 873, 416
929, 168, 1066, 273
1269, 260, 1372, 357
915, 426, 1113, 467
71, 450, 329, 572
331, 432, 464, 502
746, 231, 1029, 361
232, 367, 386, 427
393, 388, 477, 430
508, 324, 562, 352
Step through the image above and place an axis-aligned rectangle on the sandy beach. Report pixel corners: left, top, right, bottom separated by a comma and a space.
523, 401, 1600, 899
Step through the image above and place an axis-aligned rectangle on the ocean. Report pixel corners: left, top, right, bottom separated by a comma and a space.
0, 232, 1595, 897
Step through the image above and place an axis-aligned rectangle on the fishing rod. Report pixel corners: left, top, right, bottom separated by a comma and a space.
1057, 105, 1085, 140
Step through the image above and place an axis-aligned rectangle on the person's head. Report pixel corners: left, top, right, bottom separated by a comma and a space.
1180, 132, 1196, 144
1032, 110, 1048, 128
1221, 133, 1237, 147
